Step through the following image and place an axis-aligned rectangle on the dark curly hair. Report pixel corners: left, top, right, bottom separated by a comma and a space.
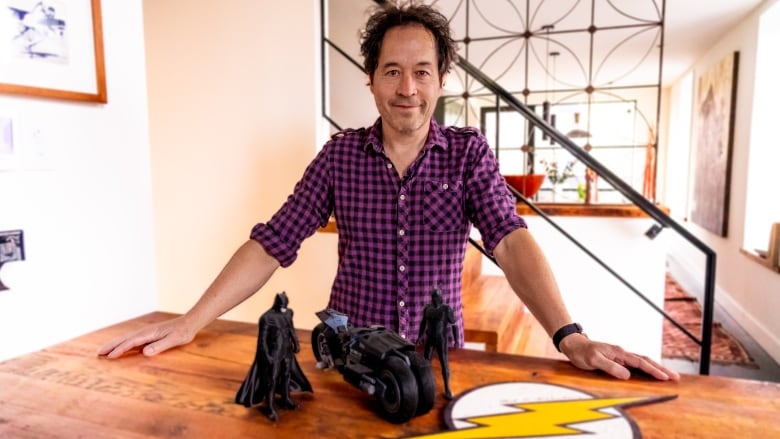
360, 2, 458, 83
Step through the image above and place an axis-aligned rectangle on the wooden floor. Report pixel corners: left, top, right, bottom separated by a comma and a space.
461, 245, 565, 361
462, 275, 562, 358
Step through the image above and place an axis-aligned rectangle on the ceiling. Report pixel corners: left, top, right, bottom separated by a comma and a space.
426, 0, 764, 87
663, 0, 763, 83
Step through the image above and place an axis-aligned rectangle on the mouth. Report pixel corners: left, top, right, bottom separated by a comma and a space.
391, 101, 420, 110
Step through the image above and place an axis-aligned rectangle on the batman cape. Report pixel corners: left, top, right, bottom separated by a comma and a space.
234, 350, 313, 407
235, 292, 312, 409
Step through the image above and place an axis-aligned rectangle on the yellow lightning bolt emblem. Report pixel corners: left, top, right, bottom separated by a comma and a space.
409, 396, 656, 438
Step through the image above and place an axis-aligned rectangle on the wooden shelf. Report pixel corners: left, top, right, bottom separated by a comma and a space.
516, 202, 670, 218
739, 248, 780, 274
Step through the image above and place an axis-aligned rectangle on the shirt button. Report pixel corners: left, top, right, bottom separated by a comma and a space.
399, 265, 405, 272
400, 333, 407, 339
399, 300, 405, 307
399, 194, 406, 201
443, 183, 449, 190
399, 229, 405, 236
387, 163, 393, 169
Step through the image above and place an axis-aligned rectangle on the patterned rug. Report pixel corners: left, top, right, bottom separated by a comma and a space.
663, 275, 757, 367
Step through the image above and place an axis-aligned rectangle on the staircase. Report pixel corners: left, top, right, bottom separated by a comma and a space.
461, 245, 565, 360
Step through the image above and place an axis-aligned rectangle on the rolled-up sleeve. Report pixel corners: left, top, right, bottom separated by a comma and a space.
464, 136, 527, 255
250, 147, 334, 267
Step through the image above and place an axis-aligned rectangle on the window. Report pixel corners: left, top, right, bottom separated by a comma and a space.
743, 1, 780, 257
432, 0, 663, 204
480, 101, 650, 203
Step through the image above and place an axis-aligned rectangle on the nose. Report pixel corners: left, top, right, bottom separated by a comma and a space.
397, 72, 417, 97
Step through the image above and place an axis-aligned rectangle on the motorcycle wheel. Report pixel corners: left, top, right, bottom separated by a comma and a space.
376, 356, 419, 424
311, 323, 329, 363
408, 351, 436, 416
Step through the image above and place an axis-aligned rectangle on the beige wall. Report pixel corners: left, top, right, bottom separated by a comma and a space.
327, 0, 378, 128
144, 0, 337, 330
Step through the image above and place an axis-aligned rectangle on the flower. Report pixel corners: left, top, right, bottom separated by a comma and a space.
540, 159, 576, 185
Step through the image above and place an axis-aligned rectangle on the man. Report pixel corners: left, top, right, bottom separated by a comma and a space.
99, 3, 678, 382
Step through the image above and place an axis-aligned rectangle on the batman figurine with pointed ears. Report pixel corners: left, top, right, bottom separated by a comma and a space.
235, 292, 313, 421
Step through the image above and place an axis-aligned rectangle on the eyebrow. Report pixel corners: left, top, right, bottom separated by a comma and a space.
380, 61, 435, 70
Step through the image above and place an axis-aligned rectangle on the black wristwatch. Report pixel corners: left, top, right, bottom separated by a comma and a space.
553, 323, 584, 352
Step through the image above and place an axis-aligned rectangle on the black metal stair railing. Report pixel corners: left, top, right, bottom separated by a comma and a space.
457, 58, 718, 373
320, 0, 717, 374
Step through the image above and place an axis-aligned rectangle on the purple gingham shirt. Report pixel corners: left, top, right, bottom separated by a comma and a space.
251, 118, 526, 346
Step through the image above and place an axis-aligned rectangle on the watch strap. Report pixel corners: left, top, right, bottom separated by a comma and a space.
553, 322, 583, 352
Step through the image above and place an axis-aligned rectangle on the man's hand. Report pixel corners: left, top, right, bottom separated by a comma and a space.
98, 240, 281, 360
97, 315, 197, 359
559, 333, 680, 381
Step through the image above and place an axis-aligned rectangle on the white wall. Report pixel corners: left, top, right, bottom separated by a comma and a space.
743, 1, 780, 255
661, 0, 780, 364
144, 0, 337, 331
0, 1, 156, 361
482, 217, 666, 359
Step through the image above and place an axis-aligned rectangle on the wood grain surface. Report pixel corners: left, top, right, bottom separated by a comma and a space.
1, 312, 777, 438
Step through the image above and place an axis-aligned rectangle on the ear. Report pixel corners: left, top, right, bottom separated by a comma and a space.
440, 72, 448, 88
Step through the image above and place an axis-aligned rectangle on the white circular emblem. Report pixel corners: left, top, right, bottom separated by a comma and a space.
411, 381, 675, 439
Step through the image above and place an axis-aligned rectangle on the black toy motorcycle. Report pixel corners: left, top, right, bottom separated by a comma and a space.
311, 309, 436, 423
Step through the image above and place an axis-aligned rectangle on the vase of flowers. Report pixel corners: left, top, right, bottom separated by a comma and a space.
540, 159, 576, 201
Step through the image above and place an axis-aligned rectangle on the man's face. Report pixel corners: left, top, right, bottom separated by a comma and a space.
369, 24, 445, 138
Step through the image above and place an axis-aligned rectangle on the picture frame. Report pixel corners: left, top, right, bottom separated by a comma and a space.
767, 223, 780, 269
689, 51, 739, 237
0, 0, 107, 103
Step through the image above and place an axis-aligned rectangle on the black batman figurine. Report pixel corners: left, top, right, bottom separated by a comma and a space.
418, 288, 458, 399
235, 292, 312, 421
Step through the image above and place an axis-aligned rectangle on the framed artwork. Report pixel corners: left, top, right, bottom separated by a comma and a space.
689, 51, 739, 237
0, 0, 106, 103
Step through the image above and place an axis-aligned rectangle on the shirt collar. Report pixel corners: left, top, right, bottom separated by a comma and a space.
364, 118, 449, 153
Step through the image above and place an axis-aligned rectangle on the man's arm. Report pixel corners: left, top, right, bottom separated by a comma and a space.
493, 227, 679, 381
98, 239, 280, 358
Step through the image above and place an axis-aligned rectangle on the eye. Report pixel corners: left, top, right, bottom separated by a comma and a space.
416, 70, 431, 77
385, 69, 400, 77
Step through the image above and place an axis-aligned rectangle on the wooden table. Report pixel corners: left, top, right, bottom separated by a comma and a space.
1, 312, 777, 438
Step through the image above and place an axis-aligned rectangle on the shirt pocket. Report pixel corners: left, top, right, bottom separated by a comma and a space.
422, 179, 465, 232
